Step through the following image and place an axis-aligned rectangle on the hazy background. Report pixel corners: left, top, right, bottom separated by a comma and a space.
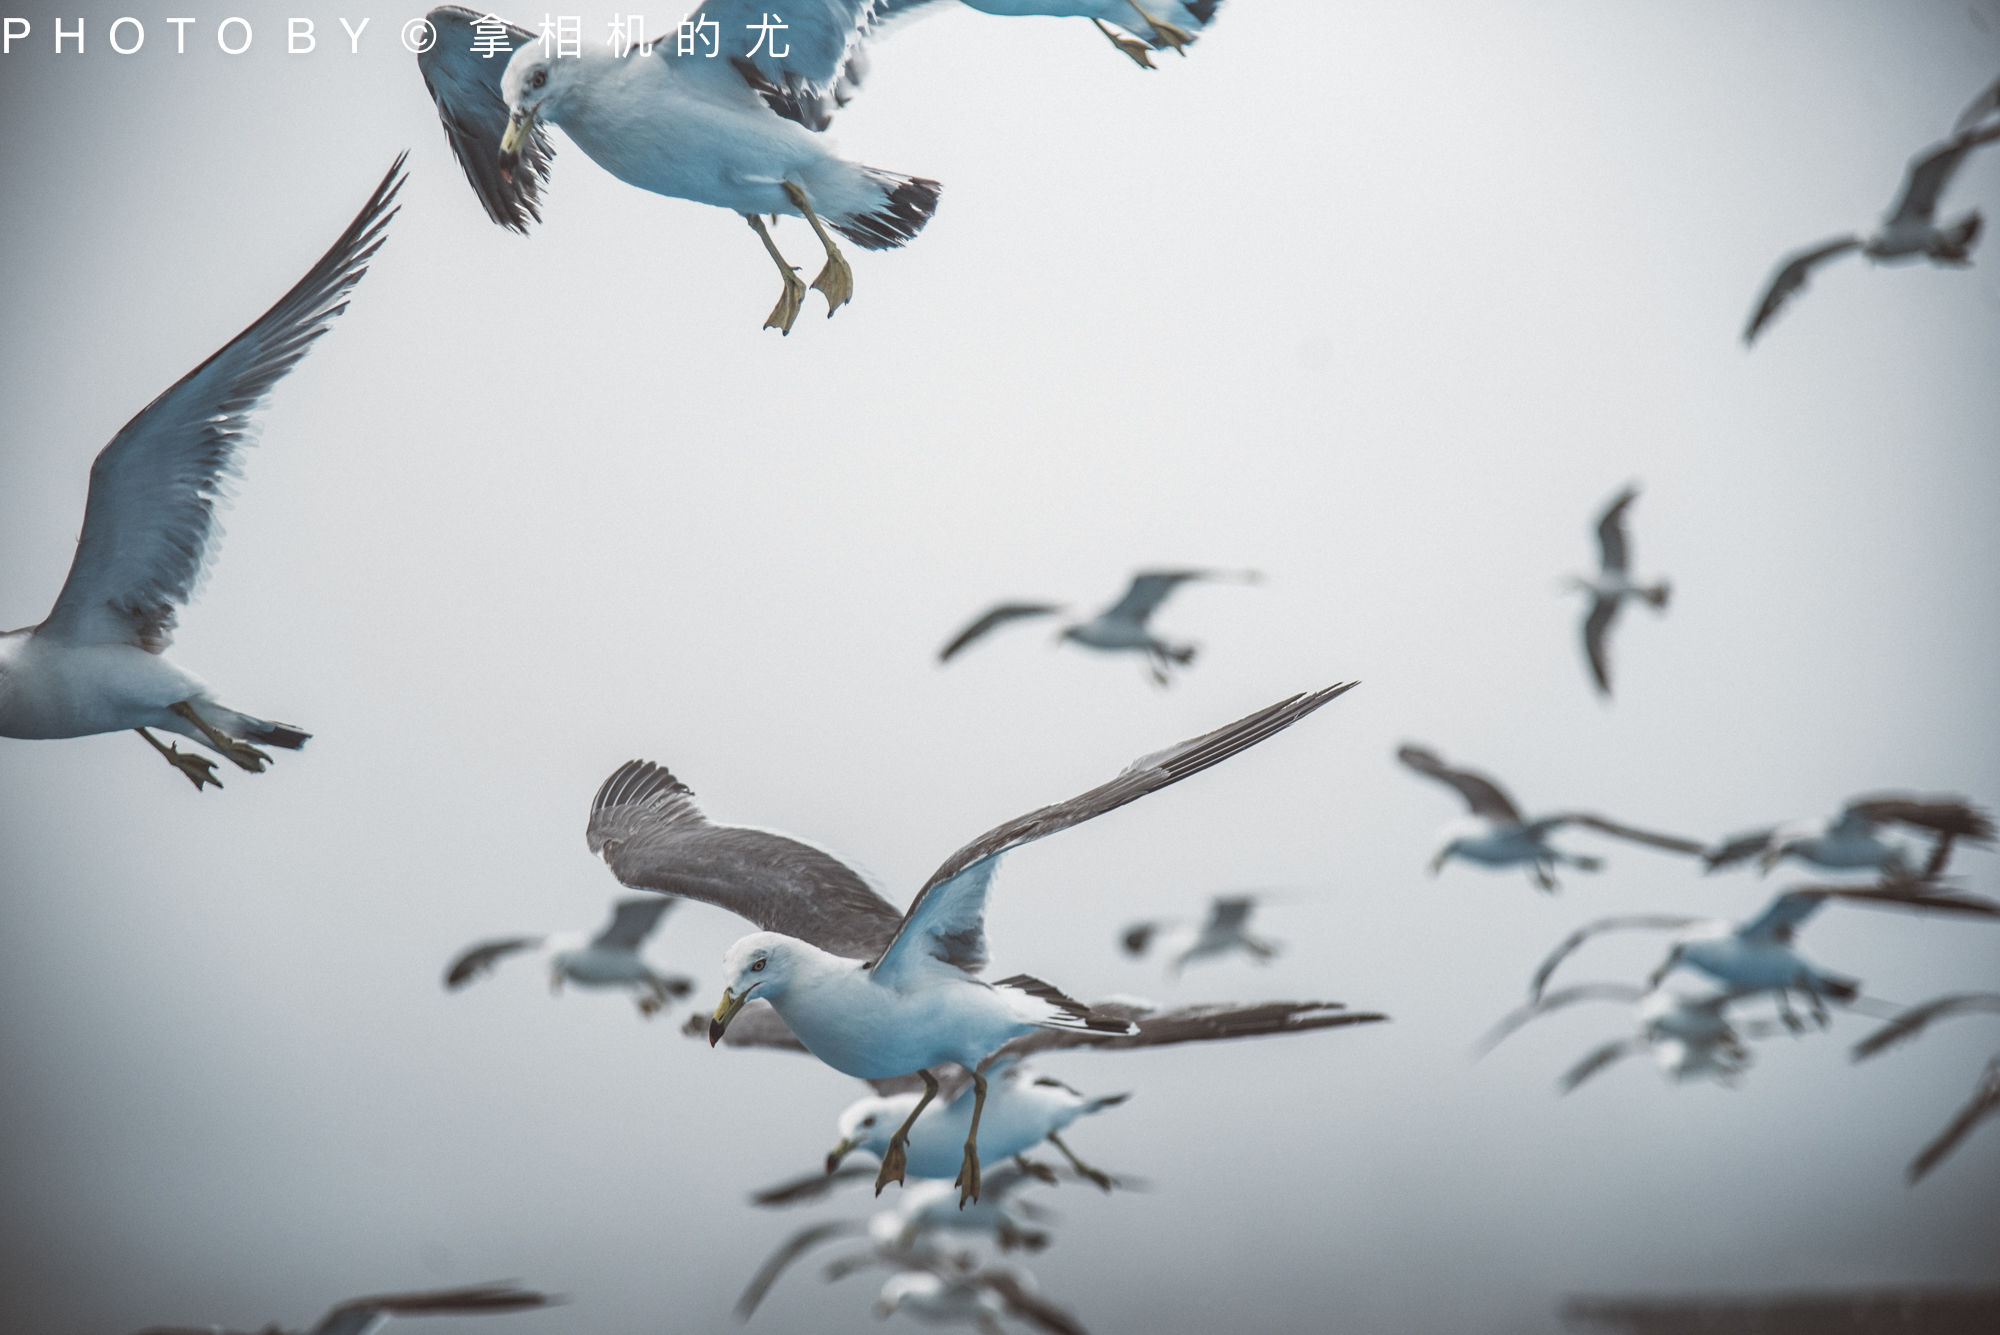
2, 1, 1997, 1331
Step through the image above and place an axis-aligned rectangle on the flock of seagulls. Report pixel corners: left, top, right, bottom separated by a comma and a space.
3, 6, 1994, 1330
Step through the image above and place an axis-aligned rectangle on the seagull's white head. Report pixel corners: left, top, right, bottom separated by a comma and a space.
828, 1093, 917, 1171
497, 46, 569, 165
708, 932, 804, 1045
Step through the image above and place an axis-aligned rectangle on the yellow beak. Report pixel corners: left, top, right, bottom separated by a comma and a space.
498, 111, 534, 157
709, 987, 748, 1046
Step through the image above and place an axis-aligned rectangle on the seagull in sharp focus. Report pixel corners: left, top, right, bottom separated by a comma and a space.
1396, 744, 1704, 891
877, 1, 1229, 71
938, 569, 1261, 685
444, 896, 695, 1017
130, 1282, 554, 1335
1120, 894, 1281, 975
417, 5, 938, 333
1852, 992, 2000, 1182
0, 158, 405, 791
589, 684, 1353, 1202
1743, 85, 2000, 344
1701, 793, 1994, 880
1567, 486, 1670, 698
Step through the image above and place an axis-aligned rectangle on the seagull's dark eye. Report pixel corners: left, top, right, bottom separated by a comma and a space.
531, 69, 547, 89
861, 1117, 875, 1127
750, 958, 766, 972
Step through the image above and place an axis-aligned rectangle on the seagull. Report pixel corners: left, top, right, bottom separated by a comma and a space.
416, 5, 938, 333
1396, 744, 1703, 891
444, 897, 694, 1017
1851, 992, 2000, 1182
1119, 894, 1280, 975
1525, 885, 2000, 1029
1701, 794, 1994, 880
0, 158, 405, 791
130, 1282, 554, 1335
1566, 486, 1670, 698
1476, 982, 1781, 1091
589, 684, 1354, 1202
1743, 95, 2000, 343
872, 1264, 1086, 1335
938, 569, 1261, 685
879, 1, 1229, 71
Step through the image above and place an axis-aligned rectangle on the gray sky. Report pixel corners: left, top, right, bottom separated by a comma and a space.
2, 2, 1998, 1332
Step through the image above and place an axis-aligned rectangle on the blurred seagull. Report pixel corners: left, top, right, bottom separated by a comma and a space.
590, 684, 1353, 1202
131, 1282, 553, 1335
1526, 885, 2000, 1028
1852, 992, 2000, 1182
880, 1, 1228, 70
416, 5, 937, 333
1566, 486, 1670, 698
1701, 793, 1994, 880
938, 569, 1261, 685
0, 158, 405, 790
444, 897, 694, 1017
1476, 982, 1780, 1091
1120, 894, 1281, 975
873, 1264, 1085, 1335
1397, 744, 1703, 891
1743, 106, 2000, 343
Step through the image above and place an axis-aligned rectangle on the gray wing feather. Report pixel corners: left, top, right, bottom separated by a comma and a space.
1841, 794, 1997, 842
1594, 487, 1637, 574
1907, 1059, 2000, 1183
1852, 993, 2000, 1061
668, 0, 882, 132
1099, 568, 1255, 628
734, 1220, 868, 1319
976, 1270, 1088, 1335
749, 1163, 878, 1207
37, 159, 405, 652
1957, 74, 2000, 133
1558, 1039, 1639, 1093
985, 999, 1387, 1064
417, 7, 553, 232
1473, 983, 1649, 1059
1742, 236, 1861, 345
1887, 123, 2000, 226
1204, 895, 1257, 935
1581, 596, 1621, 696
1703, 828, 1777, 872
311, 1284, 553, 1335
938, 603, 1066, 662
1528, 915, 1703, 1001
1396, 745, 1524, 823
591, 895, 678, 951
443, 936, 544, 989
588, 760, 905, 959
872, 685, 1357, 980
1532, 813, 1706, 855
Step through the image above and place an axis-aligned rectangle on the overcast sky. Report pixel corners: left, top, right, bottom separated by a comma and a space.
2, 2, 1998, 1333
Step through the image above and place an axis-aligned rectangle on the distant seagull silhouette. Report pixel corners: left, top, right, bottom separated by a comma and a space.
938, 569, 1260, 685
444, 897, 694, 1017
1121, 894, 1280, 975
1397, 744, 1703, 891
1476, 982, 1782, 1091
131, 1282, 553, 1335
1744, 88, 2000, 343
1702, 794, 1994, 879
1851, 992, 2000, 1182
1566, 486, 1669, 697
0, 158, 405, 790
879, 1, 1230, 70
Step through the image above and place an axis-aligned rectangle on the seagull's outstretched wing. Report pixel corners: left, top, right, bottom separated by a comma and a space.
750, 1162, 880, 1207
1530, 813, 1707, 856
938, 603, 1067, 662
36, 158, 405, 652
591, 895, 678, 952
665, 0, 883, 132
1558, 1038, 1640, 1093
1703, 828, 1779, 872
975, 1268, 1088, 1335
588, 760, 906, 959
1204, 895, 1257, 936
417, 8, 552, 232
1751, 884, 2000, 945
1852, 993, 2000, 1060
1886, 122, 2000, 227
1742, 236, 1862, 345
310, 1284, 554, 1335
1958, 74, 2000, 132
443, 936, 545, 989
1528, 915, 1704, 1001
1396, 745, 1524, 824
1581, 595, 1621, 697
1841, 794, 1997, 843
1472, 982, 1649, 1059
1097, 568, 1259, 630
1595, 487, 1638, 575
1907, 1058, 2000, 1183
990, 999, 1386, 1064
871, 685, 1356, 981
734, 1220, 868, 1319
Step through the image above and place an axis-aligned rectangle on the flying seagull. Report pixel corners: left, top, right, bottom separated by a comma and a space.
1566, 486, 1670, 697
1476, 982, 1782, 1091
1701, 794, 1994, 880
0, 159, 405, 790
1525, 884, 2000, 1029
416, 5, 938, 333
1120, 894, 1281, 975
872, 1263, 1086, 1335
1851, 992, 2000, 1183
938, 569, 1261, 685
444, 896, 694, 1017
1396, 744, 1703, 891
130, 1282, 554, 1335
1743, 94, 2000, 344
590, 683, 1354, 1202
879, 1, 1228, 71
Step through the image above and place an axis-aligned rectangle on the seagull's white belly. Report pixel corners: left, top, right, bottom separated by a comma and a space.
555, 948, 649, 986
0, 635, 206, 740
1063, 619, 1152, 652
1450, 826, 1548, 867
897, 1079, 1081, 1176
561, 86, 839, 218
771, 974, 1039, 1079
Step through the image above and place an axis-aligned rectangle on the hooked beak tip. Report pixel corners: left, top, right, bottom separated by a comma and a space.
707, 1017, 726, 1046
